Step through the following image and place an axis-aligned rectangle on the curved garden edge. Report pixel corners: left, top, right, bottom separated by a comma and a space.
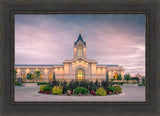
38, 80, 123, 96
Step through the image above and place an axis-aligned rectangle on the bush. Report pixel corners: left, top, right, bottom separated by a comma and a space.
43, 85, 52, 92
52, 86, 63, 95
66, 82, 72, 91
15, 82, 22, 86
94, 80, 101, 90
112, 82, 123, 85
107, 86, 116, 92
124, 73, 131, 82
88, 81, 96, 92
71, 81, 79, 91
101, 80, 109, 90
39, 85, 45, 91
131, 77, 139, 82
62, 81, 68, 93
74, 87, 88, 95
110, 78, 115, 82
113, 86, 122, 93
37, 82, 49, 85
117, 74, 122, 80
96, 87, 106, 96
143, 82, 146, 86
132, 82, 138, 84
27, 73, 33, 80
49, 80, 59, 87
79, 80, 89, 89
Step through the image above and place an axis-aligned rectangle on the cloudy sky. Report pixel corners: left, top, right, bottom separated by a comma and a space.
15, 14, 146, 76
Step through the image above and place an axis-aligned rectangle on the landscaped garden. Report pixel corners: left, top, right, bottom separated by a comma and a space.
38, 80, 122, 96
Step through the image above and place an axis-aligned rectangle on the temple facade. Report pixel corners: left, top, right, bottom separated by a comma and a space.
15, 33, 124, 82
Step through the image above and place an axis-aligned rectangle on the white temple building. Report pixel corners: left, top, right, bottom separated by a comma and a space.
15, 32, 124, 82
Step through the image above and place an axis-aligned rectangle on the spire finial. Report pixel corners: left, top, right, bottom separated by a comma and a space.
79, 29, 81, 34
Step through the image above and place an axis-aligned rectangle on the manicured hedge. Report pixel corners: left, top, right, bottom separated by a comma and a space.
43, 86, 52, 92
74, 87, 88, 95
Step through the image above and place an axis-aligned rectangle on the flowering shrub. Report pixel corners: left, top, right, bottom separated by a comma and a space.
79, 93, 82, 96
91, 90, 96, 95
96, 87, 106, 96
46, 91, 51, 94
113, 86, 122, 93
52, 86, 63, 95
39, 85, 45, 91
74, 87, 88, 95
67, 90, 73, 96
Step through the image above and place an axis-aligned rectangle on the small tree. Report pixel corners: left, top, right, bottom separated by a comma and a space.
53, 72, 56, 81
27, 73, 33, 82
124, 73, 131, 82
35, 71, 41, 82
117, 74, 122, 80
106, 71, 109, 82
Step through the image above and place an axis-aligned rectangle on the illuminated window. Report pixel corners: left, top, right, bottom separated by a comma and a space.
45, 68, 48, 73
78, 46, 83, 56
40, 73, 44, 82
21, 73, 25, 82
48, 72, 53, 82
75, 69, 85, 80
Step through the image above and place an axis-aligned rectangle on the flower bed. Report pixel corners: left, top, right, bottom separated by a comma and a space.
38, 80, 122, 96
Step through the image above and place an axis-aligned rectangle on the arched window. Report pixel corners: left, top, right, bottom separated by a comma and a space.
113, 72, 118, 80
21, 72, 26, 82
39, 73, 44, 82
48, 72, 53, 82
78, 45, 83, 56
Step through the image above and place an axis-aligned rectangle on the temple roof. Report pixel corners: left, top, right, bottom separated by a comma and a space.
15, 64, 119, 67
15, 64, 63, 66
97, 64, 119, 67
74, 34, 86, 45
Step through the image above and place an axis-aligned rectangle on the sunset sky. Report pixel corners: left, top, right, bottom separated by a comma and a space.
15, 14, 146, 76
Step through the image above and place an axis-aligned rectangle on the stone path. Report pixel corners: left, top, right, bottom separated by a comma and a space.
14, 86, 146, 102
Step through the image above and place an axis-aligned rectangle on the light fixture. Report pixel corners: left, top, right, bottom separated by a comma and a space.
26, 68, 30, 73
45, 68, 48, 73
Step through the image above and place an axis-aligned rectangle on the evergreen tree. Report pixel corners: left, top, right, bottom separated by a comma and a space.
53, 72, 56, 81
106, 71, 109, 82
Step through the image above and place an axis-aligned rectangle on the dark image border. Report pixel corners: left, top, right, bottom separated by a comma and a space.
12, 12, 148, 104
0, 0, 159, 116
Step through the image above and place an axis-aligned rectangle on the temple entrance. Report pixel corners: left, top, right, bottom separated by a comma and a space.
75, 69, 85, 80
21, 73, 26, 82
113, 73, 118, 80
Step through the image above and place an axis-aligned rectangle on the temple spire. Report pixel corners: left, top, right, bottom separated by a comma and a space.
74, 31, 86, 46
